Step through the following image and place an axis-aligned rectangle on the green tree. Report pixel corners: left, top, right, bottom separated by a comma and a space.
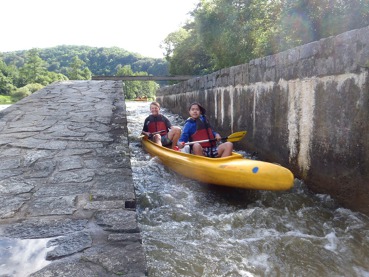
19, 48, 48, 86
193, 0, 282, 69
0, 58, 18, 95
116, 65, 158, 99
165, 0, 369, 75
277, 0, 369, 50
67, 56, 92, 80
162, 26, 214, 75
8, 49, 68, 101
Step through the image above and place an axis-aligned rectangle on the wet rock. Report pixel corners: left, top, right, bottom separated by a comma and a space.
83, 200, 125, 210
29, 259, 110, 277
108, 233, 142, 244
4, 218, 88, 239
81, 243, 147, 276
46, 231, 92, 260
95, 210, 139, 233
28, 196, 77, 216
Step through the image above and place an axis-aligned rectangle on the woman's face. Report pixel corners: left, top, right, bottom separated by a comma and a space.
189, 104, 201, 119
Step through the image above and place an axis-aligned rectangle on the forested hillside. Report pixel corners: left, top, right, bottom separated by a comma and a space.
0, 45, 168, 102
2, 45, 168, 77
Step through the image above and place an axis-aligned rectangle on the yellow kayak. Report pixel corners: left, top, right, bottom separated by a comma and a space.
141, 138, 294, 191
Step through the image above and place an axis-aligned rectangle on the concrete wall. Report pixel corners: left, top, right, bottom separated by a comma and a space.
156, 26, 369, 215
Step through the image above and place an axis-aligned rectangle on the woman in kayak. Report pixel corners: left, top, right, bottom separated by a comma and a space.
177, 102, 233, 157
141, 101, 181, 149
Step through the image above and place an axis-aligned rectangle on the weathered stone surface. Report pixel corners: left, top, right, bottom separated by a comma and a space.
28, 196, 77, 216
81, 243, 147, 276
50, 169, 95, 183
29, 259, 110, 277
95, 210, 139, 232
10, 138, 68, 150
46, 231, 92, 260
23, 149, 54, 166
0, 81, 146, 275
108, 233, 142, 243
34, 183, 93, 197
29, 159, 56, 177
83, 200, 125, 210
4, 219, 88, 239
0, 178, 35, 194
0, 168, 24, 179
58, 156, 84, 171
0, 195, 30, 219
0, 156, 21, 169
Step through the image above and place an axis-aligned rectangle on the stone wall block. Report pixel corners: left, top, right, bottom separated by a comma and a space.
356, 26, 369, 68
334, 29, 359, 74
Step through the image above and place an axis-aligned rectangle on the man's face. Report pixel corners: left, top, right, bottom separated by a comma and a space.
150, 104, 160, 116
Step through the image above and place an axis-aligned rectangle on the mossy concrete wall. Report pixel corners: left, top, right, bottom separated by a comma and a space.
156, 26, 369, 215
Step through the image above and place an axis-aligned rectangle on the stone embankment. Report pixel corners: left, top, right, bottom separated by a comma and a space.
156, 25, 369, 215
0, 81, 147, 276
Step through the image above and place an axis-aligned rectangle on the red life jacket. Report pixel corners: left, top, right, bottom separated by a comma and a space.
190, 118, 215, 148
147, 115, 168, 135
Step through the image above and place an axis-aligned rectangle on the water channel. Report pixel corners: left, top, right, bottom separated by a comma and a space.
126, 101, 369, 277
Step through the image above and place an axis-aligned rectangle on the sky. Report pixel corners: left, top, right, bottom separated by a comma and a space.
1, 0, 199, 58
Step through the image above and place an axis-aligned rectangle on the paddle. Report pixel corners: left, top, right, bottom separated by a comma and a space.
184, 131, 247, 145
139, 130, 166, 138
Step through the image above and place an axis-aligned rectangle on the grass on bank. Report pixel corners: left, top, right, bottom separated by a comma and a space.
0, 95, 13, 104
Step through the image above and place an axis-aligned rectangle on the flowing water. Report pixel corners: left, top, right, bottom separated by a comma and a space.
126, 101, 369, 277
0, 104, 11, 111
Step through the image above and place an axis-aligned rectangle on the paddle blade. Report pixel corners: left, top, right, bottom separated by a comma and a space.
226, 131, 247, 142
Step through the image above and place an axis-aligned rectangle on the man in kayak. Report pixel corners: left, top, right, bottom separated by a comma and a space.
177, 102, 233, 157
141, 101, 181, 150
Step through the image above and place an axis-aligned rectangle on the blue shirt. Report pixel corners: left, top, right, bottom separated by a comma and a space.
178, 115, 218, 144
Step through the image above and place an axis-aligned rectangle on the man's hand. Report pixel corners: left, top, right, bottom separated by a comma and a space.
141, 131, 151, 138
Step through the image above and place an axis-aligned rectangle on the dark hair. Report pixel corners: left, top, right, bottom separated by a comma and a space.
189, 102, 206, 115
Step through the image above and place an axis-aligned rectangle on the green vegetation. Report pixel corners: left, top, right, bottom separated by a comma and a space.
163, 0, 369, 75
0, 95, 12, 104
2, 0, 368, 102
117, 65, 158, 99
0, 45, 168, 102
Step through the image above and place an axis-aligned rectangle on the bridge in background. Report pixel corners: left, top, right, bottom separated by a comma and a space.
92, 75, 195, 81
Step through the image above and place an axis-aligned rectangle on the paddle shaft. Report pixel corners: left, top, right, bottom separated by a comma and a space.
184, 131, 246, 146
185, 138, 219, 146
